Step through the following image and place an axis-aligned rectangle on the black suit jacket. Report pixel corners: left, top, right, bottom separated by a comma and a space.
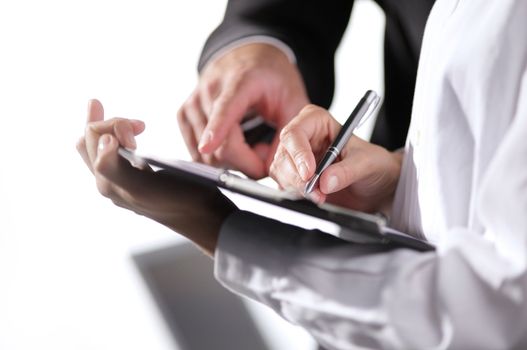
199, 0, 435, 150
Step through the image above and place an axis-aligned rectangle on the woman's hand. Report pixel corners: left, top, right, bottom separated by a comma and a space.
77, 99, 237, 256
269, 105, 402, 214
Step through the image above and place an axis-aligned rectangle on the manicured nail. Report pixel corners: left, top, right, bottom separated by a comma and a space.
130, 119, 145, 129
198, 130, 213, 151
98, 135, 111, 152
86, 100, 93, 121
298, 161, 308, 181
327, 176, 339, 193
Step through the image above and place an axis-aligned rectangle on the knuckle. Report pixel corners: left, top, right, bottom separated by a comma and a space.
85, 122, 98, 135
176, 107, 186, 124
201, 79, 219, 97
291, 148, 307, 164
300, 104, 320, 115
76, 137, 86, 152
113, 118, 126, 130
272, 146, 287, 164
279, 125, 291, 140
279, 125, 299, 142
184, 93, 200, 112
112, 120, 129, 138
225, 70, 248, 91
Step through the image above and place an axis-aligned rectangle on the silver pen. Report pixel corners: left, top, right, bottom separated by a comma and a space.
304, 90, 381, 195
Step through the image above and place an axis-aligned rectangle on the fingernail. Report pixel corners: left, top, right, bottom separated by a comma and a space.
327, 175, 339, 192
198, 130, 213, 151
131, 119, 145, 129
298, 161, 308, 180
98, 135, 111, 152
86, 100, 93, 120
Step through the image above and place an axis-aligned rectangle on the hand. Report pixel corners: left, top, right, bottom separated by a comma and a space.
77, 99, 237, 256
177, 43, 309, 179
269, 105, 402, 213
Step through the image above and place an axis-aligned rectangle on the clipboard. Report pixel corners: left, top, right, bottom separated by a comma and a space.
118, 147, 434, 252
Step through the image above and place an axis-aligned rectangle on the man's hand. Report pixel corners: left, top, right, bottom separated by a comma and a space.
269, 105, 402, 214
177, 43, 309, 179
77, 99, 237, 256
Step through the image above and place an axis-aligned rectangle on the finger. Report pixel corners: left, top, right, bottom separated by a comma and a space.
181, 94, 214, 164
89, 118, 145, 148
199, 76, 256, 153
85, 99, 106, 166
269, 145, 305, 192
318, 147, 370, 195
279, 123, 317, 182
85, 98, 145, 146
199, 79, 220, 116
216, 128, 266, 179
290, 105, 342, 148
86, 118, 145, 167
87, 99, 104, 123
177, 107, 202, 162
94, 133, 146, 197
76, 137, 93, 173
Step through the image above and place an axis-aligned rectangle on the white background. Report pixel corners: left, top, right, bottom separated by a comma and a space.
0, 1, 384, 349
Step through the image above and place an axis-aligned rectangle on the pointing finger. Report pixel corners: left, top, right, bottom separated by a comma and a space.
199, 76, 256, 153
279, 124, 316, 181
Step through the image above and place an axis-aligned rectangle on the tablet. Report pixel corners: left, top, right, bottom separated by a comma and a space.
119, 147, 434, 251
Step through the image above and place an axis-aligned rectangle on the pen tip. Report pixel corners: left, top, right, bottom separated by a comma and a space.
304, 175, 317, 196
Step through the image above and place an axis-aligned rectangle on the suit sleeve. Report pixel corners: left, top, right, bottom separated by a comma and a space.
198, 0, 354, 108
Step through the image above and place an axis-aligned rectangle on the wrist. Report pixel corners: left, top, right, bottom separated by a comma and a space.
201, 37, 296, 74
150, 190, 238, 258
201, 42, 297, 80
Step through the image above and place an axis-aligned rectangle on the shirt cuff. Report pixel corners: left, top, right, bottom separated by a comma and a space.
204, 35, 297, 69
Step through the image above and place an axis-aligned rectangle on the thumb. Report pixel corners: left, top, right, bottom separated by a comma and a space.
198, 79, 256, 154
319, 153, 369, 194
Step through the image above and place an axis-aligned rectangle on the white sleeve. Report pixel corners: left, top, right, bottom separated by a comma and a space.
213, 3, 527, 348
215, 69, 527, 348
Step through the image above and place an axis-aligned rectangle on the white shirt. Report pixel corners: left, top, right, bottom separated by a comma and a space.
215, 0, 527, 349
